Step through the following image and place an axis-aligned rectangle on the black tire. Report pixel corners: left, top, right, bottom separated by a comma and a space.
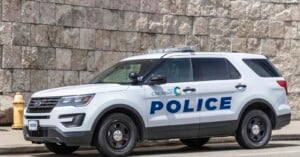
45, 143, 79, 154
95, 113, 137, 157
235, 110, 272, 149
180, 137, 210, 149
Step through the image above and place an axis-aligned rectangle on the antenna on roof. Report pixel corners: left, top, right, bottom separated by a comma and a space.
147, 46, 195, 54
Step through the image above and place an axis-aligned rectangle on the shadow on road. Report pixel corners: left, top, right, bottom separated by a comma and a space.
31, 142, 300, 157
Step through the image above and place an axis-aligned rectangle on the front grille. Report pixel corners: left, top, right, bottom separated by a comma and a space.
27, 97, 61, 113
27, 128, 48, 137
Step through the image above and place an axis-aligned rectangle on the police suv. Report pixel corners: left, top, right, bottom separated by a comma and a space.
24, 47, 291, 157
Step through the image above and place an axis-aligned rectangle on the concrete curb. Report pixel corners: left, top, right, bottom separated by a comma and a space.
1, 135, 300, 155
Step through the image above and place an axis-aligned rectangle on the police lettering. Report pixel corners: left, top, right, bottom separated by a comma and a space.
150, 97, 232, 114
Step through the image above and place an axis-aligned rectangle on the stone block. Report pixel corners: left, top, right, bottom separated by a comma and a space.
169, 0, 187, 15
290, 40, 300, 54
22, 46, 38, 69
56, 48, 72, 70
162, 15, 192, 35
209, 18, 230, 36
12, 69, 30, 92
248, 2, 261, 20
200, 0, 216, 17
80, 0, 96, 7
253, 20, 269, 38
285, 22, 298, 39
64, 71, 79, 86
0, 70, 12, 92
270, 0, 298, 3
30, 25, 50, 47
95, 51, 133, 72
119, 12, 150, 32
247, 38, 261, 53
158, 0, 171, 14
2, 0, 21, 22
30, 70, 48, 91
72, 49, 88, 71
141, 33, 156, 52
86, 8, 97, 28
40, 2, 56, 25
79, 71, 95, 84
2, 45, 22, 69
111, 32, 140, 52
0, 22, 12, 45
56, 4, 72, 26
72, 6, 87, 27
261, 39, 277, 57
111, 0, 140, 11
37, 48, 56, 69
12, 23, 30, 46
185, 35, 209, 51
87, 51, 96, 71
0, 107, 13, 125
209, 37, 231, 52
237, 20, 254, 38
64, 0, 81, 5
63, 28, 80, 48
186, 0, 201, 16
80, 29, 96, 50
96, 30, 111, 50
269, 21, 285, 38
48, 70, 64, 88
231, 38, 247, 52
149, 14, 163, 33
48, 26, 64, 47
22, 1, 39, 23
231, 1, 248, 19
140, 0, 159, 13
154, 34, 185, 49
95, 0, 111, 8
100, 9, 119, 30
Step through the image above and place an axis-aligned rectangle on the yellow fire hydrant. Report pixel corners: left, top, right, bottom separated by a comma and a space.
12, 92, 25, 130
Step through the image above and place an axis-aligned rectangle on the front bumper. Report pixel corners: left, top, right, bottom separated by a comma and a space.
23, 127, 93, 146
274, 113, 291, 129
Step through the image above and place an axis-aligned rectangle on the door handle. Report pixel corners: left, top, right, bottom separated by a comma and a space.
235, 84, 247, 89
183, 87, 196, 92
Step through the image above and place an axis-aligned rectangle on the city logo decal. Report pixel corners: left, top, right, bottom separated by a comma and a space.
173, 87, 182, 96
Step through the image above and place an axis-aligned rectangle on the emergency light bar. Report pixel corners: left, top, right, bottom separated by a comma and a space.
147, 46, 195, 54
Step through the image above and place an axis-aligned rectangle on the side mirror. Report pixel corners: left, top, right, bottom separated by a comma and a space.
149, 75, 167, 85
129, 72, 139, 84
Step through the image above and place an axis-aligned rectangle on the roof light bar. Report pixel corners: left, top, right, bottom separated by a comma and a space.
147, 46, 195, 54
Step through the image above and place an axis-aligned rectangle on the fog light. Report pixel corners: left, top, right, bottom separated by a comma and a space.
59, 114, 85, 127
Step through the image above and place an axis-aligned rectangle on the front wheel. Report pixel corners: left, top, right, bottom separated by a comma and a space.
180, 137, 210, 149
235, 110, 272, 149
45, 143, 79, 154
95, 113, 137, 157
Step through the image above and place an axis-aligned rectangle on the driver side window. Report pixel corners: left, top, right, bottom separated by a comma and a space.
152, 59, 193, 83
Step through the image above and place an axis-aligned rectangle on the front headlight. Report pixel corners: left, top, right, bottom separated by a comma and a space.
57, 94, 95, 107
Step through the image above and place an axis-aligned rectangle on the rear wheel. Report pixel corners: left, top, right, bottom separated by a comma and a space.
95, 113, 137, 157
45, 143, 79, 154
180, 137, 210, 149
235, 110, 272, 149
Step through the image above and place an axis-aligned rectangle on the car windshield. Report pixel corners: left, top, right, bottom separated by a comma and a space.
89, 59, 158, 84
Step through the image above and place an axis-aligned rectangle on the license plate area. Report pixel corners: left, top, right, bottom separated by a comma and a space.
28, 120, 39, 131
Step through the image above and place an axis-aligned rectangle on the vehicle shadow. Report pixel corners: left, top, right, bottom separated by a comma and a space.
31, 142, 300, 157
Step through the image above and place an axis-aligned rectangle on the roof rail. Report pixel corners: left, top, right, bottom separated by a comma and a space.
147, 46, 195, 54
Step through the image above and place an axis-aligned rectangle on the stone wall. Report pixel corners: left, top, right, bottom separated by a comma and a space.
0, 0, 300, 119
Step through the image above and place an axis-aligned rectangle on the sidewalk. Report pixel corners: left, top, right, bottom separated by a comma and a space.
0, 121, 299, 154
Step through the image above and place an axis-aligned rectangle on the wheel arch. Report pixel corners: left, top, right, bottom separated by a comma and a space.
237, 99, 277, 129
91, 104, 146, 145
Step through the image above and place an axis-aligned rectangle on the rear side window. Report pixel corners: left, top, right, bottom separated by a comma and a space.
243, 59, 281, 77
192, 58, 241, 81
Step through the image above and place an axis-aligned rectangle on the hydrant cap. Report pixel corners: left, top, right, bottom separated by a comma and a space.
14, 92, 25, 104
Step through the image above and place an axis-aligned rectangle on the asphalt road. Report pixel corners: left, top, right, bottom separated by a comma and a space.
3, 140, 300, 157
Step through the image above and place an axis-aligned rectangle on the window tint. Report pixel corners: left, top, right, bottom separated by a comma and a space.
192, 58, 241, 81
243, 59, 281, 77
153, 59, 193, 83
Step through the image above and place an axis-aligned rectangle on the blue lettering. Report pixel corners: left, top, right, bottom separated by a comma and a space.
220, 97, 232, 110
166, 100, 181, 113
183, 100, 194, 112
205, 98, 217, 110
197, 99, 203, 111
150, 101, 164, 114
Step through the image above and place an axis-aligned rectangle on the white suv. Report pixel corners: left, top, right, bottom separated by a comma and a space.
24, 47, 291, 157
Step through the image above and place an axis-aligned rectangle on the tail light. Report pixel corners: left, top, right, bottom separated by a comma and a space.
277, 80, 288, 95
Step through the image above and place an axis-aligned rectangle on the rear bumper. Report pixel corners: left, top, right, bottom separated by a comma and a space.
23, 127, 92, 146
274, 113, 291, 129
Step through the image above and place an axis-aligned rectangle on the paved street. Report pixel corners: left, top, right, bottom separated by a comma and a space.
2, 140, 300, 157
